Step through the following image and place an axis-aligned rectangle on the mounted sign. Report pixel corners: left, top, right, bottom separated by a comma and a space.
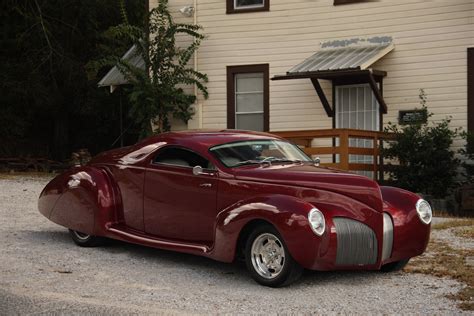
399, 109, 427, 125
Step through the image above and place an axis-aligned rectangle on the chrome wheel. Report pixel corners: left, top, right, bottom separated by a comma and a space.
72, 230, 90, 241
250, 233, 286, 279
69, 229, 102, 247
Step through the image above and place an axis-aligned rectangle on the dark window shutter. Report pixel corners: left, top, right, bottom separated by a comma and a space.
468, 47, 474, 132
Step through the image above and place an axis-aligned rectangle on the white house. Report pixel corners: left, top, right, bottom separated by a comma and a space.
141, 0, 473, 178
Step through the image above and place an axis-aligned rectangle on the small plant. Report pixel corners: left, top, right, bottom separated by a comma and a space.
382, 89, 460, 198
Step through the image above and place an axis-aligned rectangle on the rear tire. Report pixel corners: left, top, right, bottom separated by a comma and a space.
245, 224, 303, 287
69, 229, 102, 247
381, 259, 410, 272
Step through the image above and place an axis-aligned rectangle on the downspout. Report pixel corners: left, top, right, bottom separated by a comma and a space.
193, 0, 203, 128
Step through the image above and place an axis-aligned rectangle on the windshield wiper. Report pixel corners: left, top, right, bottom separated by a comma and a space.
232, 160, 263, 167
232, 158, 302, 167
267, 158, 303, 165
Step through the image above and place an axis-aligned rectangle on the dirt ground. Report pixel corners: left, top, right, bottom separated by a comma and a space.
0, 175, 469, 315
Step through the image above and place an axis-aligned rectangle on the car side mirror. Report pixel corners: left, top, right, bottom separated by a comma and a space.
193, 165, 214, 176
314, 157, 321, 167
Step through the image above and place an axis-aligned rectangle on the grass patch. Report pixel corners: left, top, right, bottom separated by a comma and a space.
405, 240, 474, 310
432, 219, 474, 230
454, 226, 474, 239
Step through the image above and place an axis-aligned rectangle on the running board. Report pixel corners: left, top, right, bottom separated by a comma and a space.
106, 225, 210, 254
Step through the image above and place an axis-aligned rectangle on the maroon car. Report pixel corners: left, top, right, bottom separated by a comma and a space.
38, 130, 431, 287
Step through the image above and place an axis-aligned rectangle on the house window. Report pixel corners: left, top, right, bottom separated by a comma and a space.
227, 64, 269, 132
226, 0, 269, 14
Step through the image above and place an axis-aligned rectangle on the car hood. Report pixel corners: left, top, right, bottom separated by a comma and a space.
233, 163, 383, 212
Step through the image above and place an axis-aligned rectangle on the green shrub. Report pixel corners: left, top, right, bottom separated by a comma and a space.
382, 90, 460, 198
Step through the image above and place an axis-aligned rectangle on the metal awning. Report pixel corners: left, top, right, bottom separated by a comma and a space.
98, 45, 145, 93
272, 37, 395, 116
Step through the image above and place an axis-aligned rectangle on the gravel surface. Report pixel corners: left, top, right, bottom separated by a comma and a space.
0, 176, 468, 315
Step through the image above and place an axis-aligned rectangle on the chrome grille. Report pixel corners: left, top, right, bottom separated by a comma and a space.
382, 213, 394, 261
334, 217, 378, 265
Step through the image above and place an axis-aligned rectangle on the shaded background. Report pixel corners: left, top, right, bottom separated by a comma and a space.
0, 0, 147, 161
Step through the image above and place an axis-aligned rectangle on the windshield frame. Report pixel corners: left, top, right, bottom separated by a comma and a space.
208, 139, 313, 168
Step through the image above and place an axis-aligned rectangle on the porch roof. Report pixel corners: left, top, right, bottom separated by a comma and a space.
98, 45, 145, 93
287, 37, 395, 75
272, 37, 394, 117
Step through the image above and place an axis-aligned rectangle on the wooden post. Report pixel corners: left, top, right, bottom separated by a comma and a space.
373, 135, 378, 180
339, 130, 349, 171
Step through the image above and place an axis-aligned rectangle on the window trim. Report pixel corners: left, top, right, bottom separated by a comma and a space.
334, 0, 370, 5
226, 0, 269, 14
227, 64, 270, 132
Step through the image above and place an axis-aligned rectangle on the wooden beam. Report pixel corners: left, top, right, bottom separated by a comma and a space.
468, 47, 474, 132
272, 69, 365, 81
310, 78, 334, 117
367, 72, 388, 114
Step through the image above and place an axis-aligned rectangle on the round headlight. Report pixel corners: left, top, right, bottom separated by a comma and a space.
308, 208, 326, 236
416, 199, 432, 225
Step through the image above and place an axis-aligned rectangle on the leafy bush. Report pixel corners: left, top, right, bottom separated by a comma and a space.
93, 0, 208, 138
382, 90, 460, 198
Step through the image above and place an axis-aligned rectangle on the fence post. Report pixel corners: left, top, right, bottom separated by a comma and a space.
373, 135, 378, 180
340, 130, 349, 171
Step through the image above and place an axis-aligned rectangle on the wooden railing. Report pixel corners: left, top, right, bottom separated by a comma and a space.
271, 128, 395, 181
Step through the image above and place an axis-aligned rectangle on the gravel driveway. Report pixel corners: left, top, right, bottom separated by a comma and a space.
0, 176, 467, 315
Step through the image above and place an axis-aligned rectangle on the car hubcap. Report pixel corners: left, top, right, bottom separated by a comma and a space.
251, 233, 286, 279
73, 230, 90, 241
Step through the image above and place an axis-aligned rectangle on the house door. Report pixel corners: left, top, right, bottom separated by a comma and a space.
335, 84, 380, 177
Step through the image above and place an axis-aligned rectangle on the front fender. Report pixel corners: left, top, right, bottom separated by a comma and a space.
38, 166, 118, 236
381, 186, 430, 263
210, 194, 321, 267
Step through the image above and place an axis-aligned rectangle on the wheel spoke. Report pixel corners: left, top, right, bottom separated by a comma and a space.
251, 232, 286, 280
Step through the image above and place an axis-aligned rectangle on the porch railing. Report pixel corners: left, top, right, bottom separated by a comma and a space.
271, 128, 395, 181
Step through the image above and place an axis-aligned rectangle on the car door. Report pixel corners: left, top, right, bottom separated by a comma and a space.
143, 146, 218, 244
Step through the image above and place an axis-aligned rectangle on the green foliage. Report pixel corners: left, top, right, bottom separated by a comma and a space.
459, 131, 474, 183
94, 0, 208, 138
382, 89, 460, 198
1, 0, 147, 160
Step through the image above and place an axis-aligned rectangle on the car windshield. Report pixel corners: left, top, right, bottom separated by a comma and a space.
210, 139, 312, 168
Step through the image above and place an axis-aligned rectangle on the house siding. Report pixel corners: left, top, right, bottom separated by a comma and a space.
151, 0, 474, 146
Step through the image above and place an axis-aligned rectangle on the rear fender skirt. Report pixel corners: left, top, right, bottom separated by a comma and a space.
381, 186, 431, 264
211, 195, 320, 267
38, 166, 119, 236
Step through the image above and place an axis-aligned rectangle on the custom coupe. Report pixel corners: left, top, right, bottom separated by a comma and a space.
39, 130, 431, 287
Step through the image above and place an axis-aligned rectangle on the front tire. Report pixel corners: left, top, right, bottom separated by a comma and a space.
69, 229, 102, 247
245, 224, 303, 287
381, 259, 410, 272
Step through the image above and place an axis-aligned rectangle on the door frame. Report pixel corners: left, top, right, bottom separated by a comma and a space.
332, 76, 384, 131
331, 77, 384, 167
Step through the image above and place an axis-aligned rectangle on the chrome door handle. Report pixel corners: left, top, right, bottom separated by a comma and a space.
199, 183, 212, 188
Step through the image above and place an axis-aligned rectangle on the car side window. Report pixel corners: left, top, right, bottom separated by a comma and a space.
153, 147, 214, 170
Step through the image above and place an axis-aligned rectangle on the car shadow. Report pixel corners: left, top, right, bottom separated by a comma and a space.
22, 229, 390, 288
21, 228, 246, 273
